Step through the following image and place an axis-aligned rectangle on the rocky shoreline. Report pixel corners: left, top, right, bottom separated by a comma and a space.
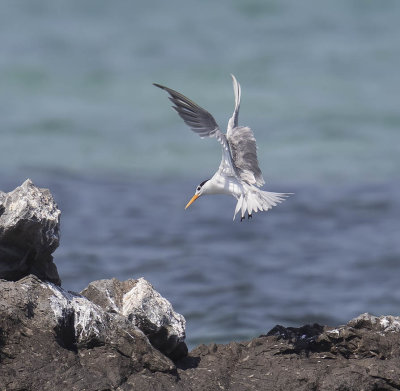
1, 180, 399, 390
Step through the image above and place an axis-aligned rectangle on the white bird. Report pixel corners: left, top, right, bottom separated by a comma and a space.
154, 75, 290, 221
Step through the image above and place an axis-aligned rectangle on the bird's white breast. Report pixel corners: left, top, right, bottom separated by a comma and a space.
204, 174, 244, 198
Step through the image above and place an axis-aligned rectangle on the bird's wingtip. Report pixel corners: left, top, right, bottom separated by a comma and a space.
153, 83, 165, 90
231, 73, 241, 86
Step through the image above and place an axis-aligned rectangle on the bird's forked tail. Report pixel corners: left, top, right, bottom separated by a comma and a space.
233, 189, 290, 220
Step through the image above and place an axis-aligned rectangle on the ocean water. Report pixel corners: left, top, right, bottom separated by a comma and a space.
1, 0, 400, 348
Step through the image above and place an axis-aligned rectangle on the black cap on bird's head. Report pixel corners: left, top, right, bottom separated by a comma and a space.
185, 179, 209, 209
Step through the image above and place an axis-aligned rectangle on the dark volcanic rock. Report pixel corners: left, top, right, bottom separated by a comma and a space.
1, 180, 399, 390
174, 314, 400, 391
2, 278, 399, 391
0, 179, 60, 285
81, 277, 187, 360
0, 275, 176, 391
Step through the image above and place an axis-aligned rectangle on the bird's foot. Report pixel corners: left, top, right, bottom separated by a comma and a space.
248, 214, 252, 220
240, 216, 245, 222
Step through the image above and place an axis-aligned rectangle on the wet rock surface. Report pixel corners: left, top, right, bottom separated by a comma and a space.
0, 179, 60, 285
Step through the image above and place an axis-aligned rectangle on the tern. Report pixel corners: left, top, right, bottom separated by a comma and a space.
154, 75, 290, 221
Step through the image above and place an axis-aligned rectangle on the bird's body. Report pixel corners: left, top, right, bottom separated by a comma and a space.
154, 75, 289, 220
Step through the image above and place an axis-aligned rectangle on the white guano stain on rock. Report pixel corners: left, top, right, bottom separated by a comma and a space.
1, 179, 60, 245
326, 328, 340, 337
47, 282, 106, 342
104, 288, 119, 312
122, 277, 186, 341
349, 313, 400, 334
379, 316, 400, 332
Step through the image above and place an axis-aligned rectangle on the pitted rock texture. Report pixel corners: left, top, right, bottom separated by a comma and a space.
0, 275, 175, 391
1, 279, 399, 391
81, 277, 187, 360
172, 314, 400, 391
1, 181, 399, 390
0, 179, 60, 285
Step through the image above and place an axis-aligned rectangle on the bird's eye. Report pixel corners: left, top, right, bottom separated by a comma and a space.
197, 187, 200, 191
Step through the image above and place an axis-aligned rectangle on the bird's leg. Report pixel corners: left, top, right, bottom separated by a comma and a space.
248, 214, 252, 220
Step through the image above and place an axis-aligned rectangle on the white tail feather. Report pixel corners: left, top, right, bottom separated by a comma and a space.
241, 195, 247, 218
234, 195, 243, 218
233, 189, 290, 220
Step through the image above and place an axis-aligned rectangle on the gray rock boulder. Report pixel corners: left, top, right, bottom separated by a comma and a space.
0, 275, 175, 391
2, 179, 399, 390
81, 277, 187, 360
1, 275, 400, 390
0, 179, 61, 285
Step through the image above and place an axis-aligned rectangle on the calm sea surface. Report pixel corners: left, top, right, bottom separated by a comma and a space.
1, 0, 400, 348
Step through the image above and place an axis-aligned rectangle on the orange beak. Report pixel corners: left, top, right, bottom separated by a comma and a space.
185, 194, 199, 209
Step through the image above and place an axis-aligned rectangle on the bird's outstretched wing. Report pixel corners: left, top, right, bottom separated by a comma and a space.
227, 74, 241, 131
153, 83, 219, 138
228, 126, 265, 187
154, 82, 236, 177
226, 75, 265, 187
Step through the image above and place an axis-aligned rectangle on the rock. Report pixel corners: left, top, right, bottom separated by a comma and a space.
174, 313, 400, 391
0, 179, 61, 285
1, 180, 399, 390
2, 281, 400, 391
0, 275, 176, 391
81, 277, 187, 360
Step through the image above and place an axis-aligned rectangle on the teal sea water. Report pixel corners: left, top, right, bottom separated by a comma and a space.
1, 0, 400, 347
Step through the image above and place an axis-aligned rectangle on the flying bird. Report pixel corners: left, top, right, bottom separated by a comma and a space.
154, 75, 290, 221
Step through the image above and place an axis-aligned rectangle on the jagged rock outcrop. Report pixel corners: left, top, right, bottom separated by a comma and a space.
0, 179, 60, 285
1, 277, 399, 391
81, 277, 187, 360
1, 180, 399, 390
0, 180, 187, 363
0, 275, 176, 391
